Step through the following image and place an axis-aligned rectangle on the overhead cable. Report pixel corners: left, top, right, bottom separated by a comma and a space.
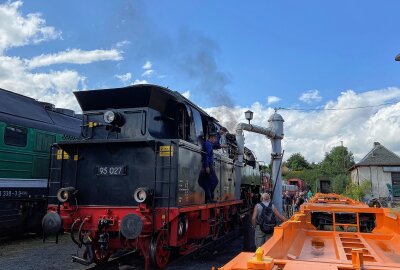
276, 101, 398, 112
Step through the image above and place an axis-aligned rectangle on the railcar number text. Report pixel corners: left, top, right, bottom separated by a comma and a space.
0, 190, 29, 198
96, 165, 127, 176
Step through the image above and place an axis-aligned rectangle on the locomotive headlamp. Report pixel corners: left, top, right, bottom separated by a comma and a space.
56, 187, 76, 203
104, 111, 116, 123
103, 110, 124, 126
133, 187, 151, 203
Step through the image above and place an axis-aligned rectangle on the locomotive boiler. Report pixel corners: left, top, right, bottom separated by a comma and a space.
42, 84, 262, 269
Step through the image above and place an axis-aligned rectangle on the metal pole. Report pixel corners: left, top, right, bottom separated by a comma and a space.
271, 139, 283, 213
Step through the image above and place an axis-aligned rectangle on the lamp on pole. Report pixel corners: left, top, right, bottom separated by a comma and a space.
244, 110, 253, 124
396, 54, 400, 61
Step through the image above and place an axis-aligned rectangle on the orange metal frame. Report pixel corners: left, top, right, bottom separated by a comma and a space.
218, 193, 400, 270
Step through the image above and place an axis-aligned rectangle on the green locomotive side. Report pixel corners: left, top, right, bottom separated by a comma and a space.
0, 120, 77, 235
0, 121, 66, 180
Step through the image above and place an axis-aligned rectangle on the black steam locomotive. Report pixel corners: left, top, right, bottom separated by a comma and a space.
42, 84, 262, 269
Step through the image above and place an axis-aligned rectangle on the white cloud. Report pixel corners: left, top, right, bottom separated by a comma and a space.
133, 79, 148, 85
27, 49, 123, 69
0, 55, 84, 111
299, 89, 322, 103
0, 1, 61, 54
141, 69, 154, 77
205, 87, 400, 165
182, 90, 190, 99
267, 96, 281, 105
115, 72, 132, 83
115, 40, 130, 47
0, 1, 125, 112
142, 60, 152, 70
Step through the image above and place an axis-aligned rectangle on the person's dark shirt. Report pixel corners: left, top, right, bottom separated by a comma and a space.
202, 140, 214, 168
296, 197, 305, 206
284, 195, 292, 205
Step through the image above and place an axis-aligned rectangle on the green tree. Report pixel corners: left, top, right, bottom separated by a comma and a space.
343, 181, 372, 201
286, 153, 310, 171
319, 146, 355, 176
331, 174, 350, 194
259, 164, 271, 174
283, 168, 323, 193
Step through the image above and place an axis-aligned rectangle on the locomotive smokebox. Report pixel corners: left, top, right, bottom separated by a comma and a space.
42, 211, 62, 236
120, 213, 143, 239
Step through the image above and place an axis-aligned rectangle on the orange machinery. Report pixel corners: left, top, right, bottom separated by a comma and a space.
218, 193, 400, 270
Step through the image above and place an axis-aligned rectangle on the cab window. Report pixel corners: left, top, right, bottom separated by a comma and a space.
191, 108, 204, 145
4, 125, 28, 147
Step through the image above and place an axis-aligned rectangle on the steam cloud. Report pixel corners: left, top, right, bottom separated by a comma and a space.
115, 1, 239, 130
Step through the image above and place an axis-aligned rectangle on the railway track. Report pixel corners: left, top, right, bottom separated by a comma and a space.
87, 228, 242, 270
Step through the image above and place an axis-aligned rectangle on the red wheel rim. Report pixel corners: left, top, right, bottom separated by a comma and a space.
150, 231, 170, 268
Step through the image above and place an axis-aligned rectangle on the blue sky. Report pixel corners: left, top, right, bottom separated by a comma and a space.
2, 0, 400, 163
11, 0, 400, 108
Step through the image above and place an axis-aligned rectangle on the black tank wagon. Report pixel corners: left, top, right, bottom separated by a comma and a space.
43, 84, 262, 268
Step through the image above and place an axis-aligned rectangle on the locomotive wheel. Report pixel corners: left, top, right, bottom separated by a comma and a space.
150, 231, 170, 268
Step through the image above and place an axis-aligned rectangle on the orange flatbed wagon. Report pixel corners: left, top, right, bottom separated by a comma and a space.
218, 193, 400, 270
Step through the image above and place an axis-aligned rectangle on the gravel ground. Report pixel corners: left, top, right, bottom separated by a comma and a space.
0, 232, 248, 270
0, 234, 86, 270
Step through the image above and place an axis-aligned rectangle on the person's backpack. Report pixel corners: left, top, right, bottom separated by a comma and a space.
258, 202, 276, 234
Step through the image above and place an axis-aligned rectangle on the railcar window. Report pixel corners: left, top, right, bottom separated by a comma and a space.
4, 125, 27, 147
177, 106, 191, 141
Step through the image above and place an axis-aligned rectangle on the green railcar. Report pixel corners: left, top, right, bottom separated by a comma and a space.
0, 88, 80, 235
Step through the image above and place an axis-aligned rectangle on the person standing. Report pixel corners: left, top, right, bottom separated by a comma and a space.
213, 127, 228, 149
199, 132, 219, 203
307, 189, 313, 200
252, 193, 287, 248
293, 191, 300, 212
295, 193, 305, 211
283, 191, 292, 218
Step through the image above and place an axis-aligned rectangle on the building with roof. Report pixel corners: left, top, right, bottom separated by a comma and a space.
350, 142, 400, 199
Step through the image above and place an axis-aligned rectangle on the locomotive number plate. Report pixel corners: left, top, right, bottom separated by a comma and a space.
96, 165, 127, 176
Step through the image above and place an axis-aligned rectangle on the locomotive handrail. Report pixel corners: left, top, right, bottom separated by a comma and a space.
178, 141, 203, 154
